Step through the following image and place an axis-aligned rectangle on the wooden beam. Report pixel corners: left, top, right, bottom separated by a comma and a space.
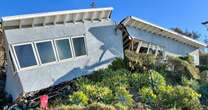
72, 13, 77, 24
155, 45, 159, 56
43, 16, 47, 26
98, 11, 105, 21
64, 14, 69, 24
81, 13, 85, 23
136, 41, 143, 53
147, 43, 151, 54
32, 18, 35, 27
19, 20, 22, 28
54, 15, 58, 25
131, 39, 134, 50
90, 12, 95, 22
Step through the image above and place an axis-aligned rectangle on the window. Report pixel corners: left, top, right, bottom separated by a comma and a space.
55, 39, 72, 60
13, 43, 37, 68
36, 41, 56, 64
72, 37, 87, 57
11, 36, 88, 71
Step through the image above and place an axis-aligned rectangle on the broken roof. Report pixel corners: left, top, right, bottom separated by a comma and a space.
121, 16, 207, 48
1, 7, 113, 29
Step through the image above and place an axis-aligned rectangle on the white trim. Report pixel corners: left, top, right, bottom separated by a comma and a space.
34, 40, 58, 65
2, 7, 113, 21
54, 37, 74, 62
9, 35, 88, 72
9, 45, 20, 72
122, 16, 207, 48
12, 42, 39, 71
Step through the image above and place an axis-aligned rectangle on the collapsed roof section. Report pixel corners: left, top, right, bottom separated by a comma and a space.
1, 7, 113, 29
121, 16, 207, 48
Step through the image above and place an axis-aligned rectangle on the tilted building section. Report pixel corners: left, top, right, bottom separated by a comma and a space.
1, 7, 124, 101
118, 16, 206, 65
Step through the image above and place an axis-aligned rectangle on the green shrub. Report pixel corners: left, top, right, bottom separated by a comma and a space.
140, 87, 157, 105
179, 55, 194, 64
125, 50, 156, 72
198, 65, 208, 72
68, 91, 89, 105
173, 86, 201, 110
100, 69, 130, 89
199, 83, 208, 105
49, 97, 66, 107
50, 105, 85, 110
128, 72, 143, 89
114, 86, 134, 107
149, 85, 201, 109
87, 69, 110, 82
148, 70, 166, 89
86, 103, 116, 110
74, 77, 94, 88
167, 56, 200, 79
157, 85, 175, 109
80, 84, 113, 104
129, 70, 166, 90
181, 76, 200, 91
114, 103, 128, 110
200, 70, 208, 83
108, 58, 126, 70
131, 102, 150, 110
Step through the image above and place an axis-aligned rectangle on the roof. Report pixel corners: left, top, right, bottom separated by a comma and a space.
121, 16, 207, 48
1, 7, 113, 29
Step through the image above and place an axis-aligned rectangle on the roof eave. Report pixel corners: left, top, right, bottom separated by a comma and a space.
121, 16, 207, 48
1, 7, 113, 22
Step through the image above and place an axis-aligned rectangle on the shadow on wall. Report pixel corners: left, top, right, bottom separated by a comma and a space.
89, 25, 122, 62
53, 25, 122, 85
54, 57, 114, 85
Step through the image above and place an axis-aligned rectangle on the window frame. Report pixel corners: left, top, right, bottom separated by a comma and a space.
34, 40, 58, 65
10, 35, 88, 71
11, 42, 39, 71
54, 37, 74, 62
71, 36, 88, 58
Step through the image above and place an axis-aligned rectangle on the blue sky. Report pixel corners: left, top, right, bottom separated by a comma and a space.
1, 0, 208, 41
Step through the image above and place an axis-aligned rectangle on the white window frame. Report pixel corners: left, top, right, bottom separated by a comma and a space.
12, 42, 39, 71
54, 37, 74, 62
71, 36, 88, 58
34, 40, 58, 65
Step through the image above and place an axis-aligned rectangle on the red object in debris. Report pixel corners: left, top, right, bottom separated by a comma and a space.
40, 95, 48, 109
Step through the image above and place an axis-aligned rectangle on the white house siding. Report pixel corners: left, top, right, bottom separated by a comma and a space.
4, 20, 124, 100
126, 26, 200, 64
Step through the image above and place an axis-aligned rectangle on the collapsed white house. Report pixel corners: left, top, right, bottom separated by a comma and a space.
1, 7, 124, 101
0, 7, 206, 102
118, 16, 206, 65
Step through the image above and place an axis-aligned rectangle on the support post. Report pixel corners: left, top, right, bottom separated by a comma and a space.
147, 43, 151, 54
155, 45, 159, 56
136, 41, 143, 53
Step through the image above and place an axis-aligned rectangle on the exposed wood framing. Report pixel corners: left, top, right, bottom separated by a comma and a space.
147, 43, 151, 54
136, 41, 142, 53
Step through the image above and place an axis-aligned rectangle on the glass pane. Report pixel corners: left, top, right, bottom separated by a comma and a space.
36, 41, 56, 64
55, 39, 72, 60
72, 37, 87, 57
14, 44, 37, 68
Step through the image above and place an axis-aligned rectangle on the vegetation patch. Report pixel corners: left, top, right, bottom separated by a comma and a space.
35, 51, 208, 109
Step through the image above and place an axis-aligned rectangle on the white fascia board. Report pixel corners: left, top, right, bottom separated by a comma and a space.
123, 16, 207, 48
1, 7, 113, 22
